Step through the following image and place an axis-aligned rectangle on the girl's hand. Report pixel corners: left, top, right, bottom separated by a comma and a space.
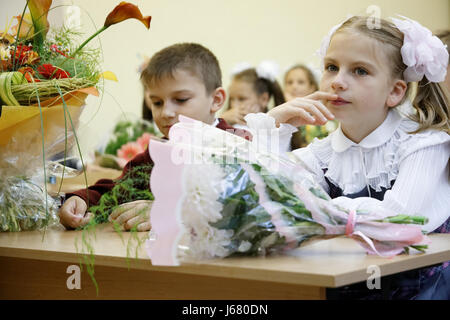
268, 91, 337, 127
109, 200, 152, 232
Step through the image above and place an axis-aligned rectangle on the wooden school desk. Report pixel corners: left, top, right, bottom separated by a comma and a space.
0, 224, 449, 300
1, 167, 449, 299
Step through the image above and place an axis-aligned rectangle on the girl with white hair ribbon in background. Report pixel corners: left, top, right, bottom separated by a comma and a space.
221, 60, 295, 152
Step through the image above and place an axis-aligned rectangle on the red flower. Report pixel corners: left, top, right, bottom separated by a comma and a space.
13, 45, 31, 61
18, 66, 40, 82
12, 44, 40, 66
37, 63, 70, 79
50, 44, 70, 58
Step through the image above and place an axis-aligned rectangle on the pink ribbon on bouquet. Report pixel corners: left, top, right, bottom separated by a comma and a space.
345, 210, 356, 236
292, 183, 429, 258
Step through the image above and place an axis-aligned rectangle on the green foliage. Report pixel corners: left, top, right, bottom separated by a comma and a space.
0, 176, 59, 232
40, 27, 102, 81
87, 164, 154, 225
77, 163, 154, 295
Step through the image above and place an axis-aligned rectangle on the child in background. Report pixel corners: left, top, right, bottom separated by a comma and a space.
58, 43, 251, 232
284, 64, 337, 149
249, 16, 449, 299
283, 64, 318, 101
221, 61, 286, 129
220, 61, 292, 152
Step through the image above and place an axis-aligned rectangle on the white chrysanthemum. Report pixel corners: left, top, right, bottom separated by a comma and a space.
178, 164, 233, 261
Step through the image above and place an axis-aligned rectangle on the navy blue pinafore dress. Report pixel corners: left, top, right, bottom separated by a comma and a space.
324, 173, 450, 300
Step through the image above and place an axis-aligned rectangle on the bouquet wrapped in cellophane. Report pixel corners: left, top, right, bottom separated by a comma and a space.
0, 91, 87, 231
0, 1, 151, 231
146, 116, 430, 266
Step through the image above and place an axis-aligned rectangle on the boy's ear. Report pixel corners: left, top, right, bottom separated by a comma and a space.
211, 87, 226, 113
387, 79, 407, 107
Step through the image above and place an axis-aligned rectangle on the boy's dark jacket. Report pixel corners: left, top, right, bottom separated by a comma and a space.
66, 118, 252, 206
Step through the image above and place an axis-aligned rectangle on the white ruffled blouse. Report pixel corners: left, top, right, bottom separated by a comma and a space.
246, 108, 450, 233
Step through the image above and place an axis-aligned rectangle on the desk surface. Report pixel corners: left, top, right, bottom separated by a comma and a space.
0, 224, 448, 288
47, 166, 122, 195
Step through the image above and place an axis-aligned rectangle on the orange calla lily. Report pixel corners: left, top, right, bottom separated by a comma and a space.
27, 0, 52, 46
104, 2, 151, 29
71, 2, 151, 57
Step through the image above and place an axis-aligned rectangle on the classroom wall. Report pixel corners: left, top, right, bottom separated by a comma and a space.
1, 0, 449, 160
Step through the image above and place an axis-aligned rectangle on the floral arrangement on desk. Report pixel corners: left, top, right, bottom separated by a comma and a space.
94, 117, 162, 169
0, 0, 151, 231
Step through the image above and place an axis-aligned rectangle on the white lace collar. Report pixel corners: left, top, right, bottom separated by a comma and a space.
306, 102, 449, 195
331, 108, 404, 152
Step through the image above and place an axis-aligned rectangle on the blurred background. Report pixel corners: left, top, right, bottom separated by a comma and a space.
1, 0, 449, 160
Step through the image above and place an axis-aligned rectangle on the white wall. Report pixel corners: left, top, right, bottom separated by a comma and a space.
1, 0, 449, 160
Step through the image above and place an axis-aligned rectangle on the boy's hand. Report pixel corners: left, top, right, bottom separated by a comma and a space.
58, 196, 92, 230
268, 91, 337, 127
109, 200, 152, 232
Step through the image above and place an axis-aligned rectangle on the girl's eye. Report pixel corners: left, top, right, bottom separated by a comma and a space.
176, 98, 189, 103
326, 64, 338, 72
355, 67, 368, 76
152, 101, 163, 107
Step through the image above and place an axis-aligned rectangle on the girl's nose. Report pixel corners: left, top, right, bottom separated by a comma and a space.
331, 72, 348, 91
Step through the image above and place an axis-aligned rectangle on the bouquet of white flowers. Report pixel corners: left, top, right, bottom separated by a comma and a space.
146, 116, 429, 266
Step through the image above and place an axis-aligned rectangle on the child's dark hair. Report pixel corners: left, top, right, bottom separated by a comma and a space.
142, 98, 153, 121
334, 16, 449, 134
140, 43, 222, 94
284, 64, 319, 91
232, 68, 286, 111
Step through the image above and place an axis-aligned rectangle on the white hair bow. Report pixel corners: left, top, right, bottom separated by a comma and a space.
230, 60, 280, 82
391, 16, 449, 83
255, 60, 280, 82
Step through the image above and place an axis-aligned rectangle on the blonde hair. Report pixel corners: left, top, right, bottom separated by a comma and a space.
334, 16, 449, 134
